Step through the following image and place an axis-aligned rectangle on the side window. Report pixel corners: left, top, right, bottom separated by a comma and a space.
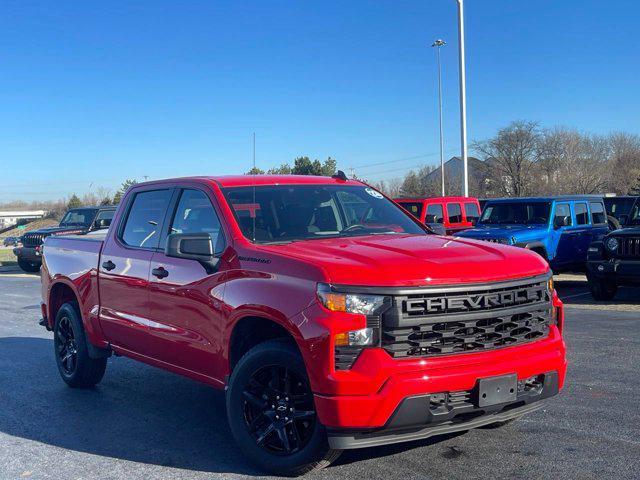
555, 203, 572, 226
169, 189, 225, 253
121, 189, 173, 249
575, 203, 589, 225
426, 204, 444, 223
589, 202, 606, 225
464, 203, 480, 223
95, 210, 114, 227
447, 203, 463, 223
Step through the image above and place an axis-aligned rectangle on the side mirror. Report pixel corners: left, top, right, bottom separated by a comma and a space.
554, 216, 570, 229
165, 232, 220, 273
424, 214, 436, 223
94, 218, 111, 229
469, 217, 478, 226
426, 223, 446, 235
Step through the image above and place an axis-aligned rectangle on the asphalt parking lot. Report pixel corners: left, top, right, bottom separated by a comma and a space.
0, 270, 638, 480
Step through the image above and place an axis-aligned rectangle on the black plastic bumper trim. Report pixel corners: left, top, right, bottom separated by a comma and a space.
327, 371, 559, 450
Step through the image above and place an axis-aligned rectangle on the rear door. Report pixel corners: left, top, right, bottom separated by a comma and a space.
98, 187, 175, 355
464, 202, 480, 227
573, 202, 591, 265
147, 187, 230, 381
589, 201, 609, 243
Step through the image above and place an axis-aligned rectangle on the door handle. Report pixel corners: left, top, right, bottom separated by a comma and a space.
152, 266, 169, 279
102, 260, 116, 271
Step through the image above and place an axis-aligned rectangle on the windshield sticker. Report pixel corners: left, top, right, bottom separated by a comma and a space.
365, 188, 383, 199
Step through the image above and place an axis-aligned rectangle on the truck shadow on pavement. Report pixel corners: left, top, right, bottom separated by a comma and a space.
0, 336, 456, 475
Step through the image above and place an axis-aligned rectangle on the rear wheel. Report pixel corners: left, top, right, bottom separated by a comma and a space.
226, 339, 341, 476
54, 302, 107, 388
17, 258, 40, 273
588, 276, 617, 301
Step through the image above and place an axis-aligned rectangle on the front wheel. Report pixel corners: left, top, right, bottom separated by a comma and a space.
588, 277, 617, 301
54, 302, 107, 388
226, 339, 341, 476
17, 257, 40, 272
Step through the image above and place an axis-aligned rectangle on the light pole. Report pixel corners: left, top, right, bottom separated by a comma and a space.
431, 39, 446, 197
456, 0, 469, 197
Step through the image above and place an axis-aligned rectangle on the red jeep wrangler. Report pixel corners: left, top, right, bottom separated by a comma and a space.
40, 175, 565, 475
395, 196, 482, 235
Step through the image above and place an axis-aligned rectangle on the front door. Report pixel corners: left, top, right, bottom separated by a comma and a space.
147, 187, 229, 382
550, 202, 577, 269
98, 187, 175, 356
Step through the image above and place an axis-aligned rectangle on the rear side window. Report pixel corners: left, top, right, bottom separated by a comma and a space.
589, 202, 606, 225
121, 189, 173, 248
575, 203, 589, 225
447, 203, 462, 223
555, 203, 572, 226
426, 204, 444, 223
168, 189, 225, 253
464, 203, 480, 223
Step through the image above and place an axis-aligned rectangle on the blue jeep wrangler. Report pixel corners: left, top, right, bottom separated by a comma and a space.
455, 196, 609, 272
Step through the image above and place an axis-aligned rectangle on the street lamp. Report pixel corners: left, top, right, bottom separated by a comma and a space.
431, 39, 446, 197
456, 0, 469, 197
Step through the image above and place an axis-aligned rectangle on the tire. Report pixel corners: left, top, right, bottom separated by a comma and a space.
607, 215, 621, 231
53, 302, 107, 388
588, 277, 617, 301
226, 339, 341, 476
17, 257, 40, 273
479, 418, 517, 429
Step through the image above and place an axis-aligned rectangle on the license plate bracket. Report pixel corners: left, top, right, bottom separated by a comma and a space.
478, 374, 517, 407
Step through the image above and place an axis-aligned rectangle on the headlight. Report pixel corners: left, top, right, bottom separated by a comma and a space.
605, 237, 619, 252
317, 283, 387, 315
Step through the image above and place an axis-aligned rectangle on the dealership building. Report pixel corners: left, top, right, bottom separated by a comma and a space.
0, 210, 47, 229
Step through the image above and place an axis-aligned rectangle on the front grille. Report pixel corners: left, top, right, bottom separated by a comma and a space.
616, 237, 640, 257
381, 276, 552, 359
21, 233, 46, 248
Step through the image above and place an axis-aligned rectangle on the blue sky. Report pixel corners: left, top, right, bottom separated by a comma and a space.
1, 0, 639, 201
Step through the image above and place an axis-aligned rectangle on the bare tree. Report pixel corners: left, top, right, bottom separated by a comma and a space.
473, 121, 541, 197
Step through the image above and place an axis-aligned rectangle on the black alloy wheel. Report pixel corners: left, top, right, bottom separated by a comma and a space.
242, 365, 316, 455
55, 315, 78, 376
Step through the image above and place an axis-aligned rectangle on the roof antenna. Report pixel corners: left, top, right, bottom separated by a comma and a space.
332, 170, 348, 181
252, 132, 256, 242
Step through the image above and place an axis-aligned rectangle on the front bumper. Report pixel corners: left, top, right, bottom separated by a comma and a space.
587, 259, 640, 285
328, 371, 558, 449
13, 247, 42, 263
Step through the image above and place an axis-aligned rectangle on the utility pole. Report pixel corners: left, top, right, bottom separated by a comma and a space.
456, 0, 469, 197
431, 39, 446, 197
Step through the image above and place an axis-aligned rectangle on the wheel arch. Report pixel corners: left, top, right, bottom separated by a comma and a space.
48, 280, 80, 329
227, 314, 301, 376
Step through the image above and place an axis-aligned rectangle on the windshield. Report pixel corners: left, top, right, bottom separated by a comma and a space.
480, 202, 551, 225
397, 201, 423, 220
603, 197, 636, 219
223, 185, 426, 244
59, 209, 97, 227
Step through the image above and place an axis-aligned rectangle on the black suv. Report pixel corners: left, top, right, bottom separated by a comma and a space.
603, 196, 639, 229
13, 206, 115, 272
587, 204, 640, 300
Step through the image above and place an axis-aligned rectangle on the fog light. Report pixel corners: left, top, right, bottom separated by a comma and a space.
335, 327, 375, 347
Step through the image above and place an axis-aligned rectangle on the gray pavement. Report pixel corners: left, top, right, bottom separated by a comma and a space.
0, 273, 638, 479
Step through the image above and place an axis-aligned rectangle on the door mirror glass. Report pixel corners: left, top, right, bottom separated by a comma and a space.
94, 218, 111, 229
165, 232, 219, 273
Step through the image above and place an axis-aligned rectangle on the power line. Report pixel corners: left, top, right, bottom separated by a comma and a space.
351, 148, 457, 171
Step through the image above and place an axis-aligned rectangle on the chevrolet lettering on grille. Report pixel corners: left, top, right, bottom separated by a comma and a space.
404, 285, 547, 315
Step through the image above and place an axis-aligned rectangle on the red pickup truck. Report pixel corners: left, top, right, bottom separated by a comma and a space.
40, 175, 566, 476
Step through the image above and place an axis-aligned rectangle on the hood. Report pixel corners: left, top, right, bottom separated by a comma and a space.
609, 226, 640, 236
456, 224, 546, 239
23, 226, 88, 236
258, 234, 548, 287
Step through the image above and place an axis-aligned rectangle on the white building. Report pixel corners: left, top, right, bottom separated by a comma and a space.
0, 210, 47, 229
